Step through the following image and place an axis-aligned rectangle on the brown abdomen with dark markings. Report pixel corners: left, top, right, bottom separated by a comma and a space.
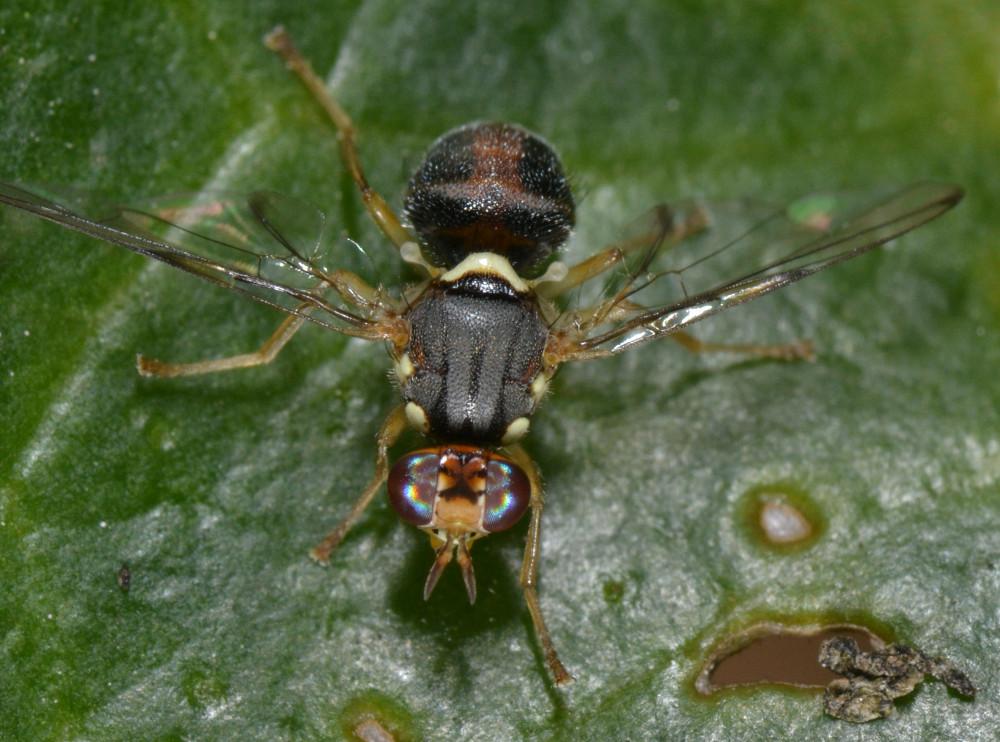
403, 122, 575, 277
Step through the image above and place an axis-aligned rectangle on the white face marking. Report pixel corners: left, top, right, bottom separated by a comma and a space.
500, 416, 531, 445
439, 252, 529, 293
529, 373, 550, 405
393, 353, 415, 385
405, 402, 431, 434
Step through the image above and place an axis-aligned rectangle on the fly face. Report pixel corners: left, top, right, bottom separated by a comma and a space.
0, 27, 963, 687
387, 445, 532, 603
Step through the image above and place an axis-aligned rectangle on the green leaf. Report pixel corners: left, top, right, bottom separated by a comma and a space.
2, 1, 997, 739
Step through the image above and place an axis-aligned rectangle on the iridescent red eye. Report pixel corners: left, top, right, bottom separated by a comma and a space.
387, 451, 439, 527
482, 458, 531, 533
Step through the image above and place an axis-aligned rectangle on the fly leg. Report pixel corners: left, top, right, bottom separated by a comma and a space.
310, 404, 409, 564
506, 444, 573, 686
137, 312, 308, 378
536, 203, 709, 300
668, 328, 815, 361
137, 270, 391, 377
265, 27, 414, 253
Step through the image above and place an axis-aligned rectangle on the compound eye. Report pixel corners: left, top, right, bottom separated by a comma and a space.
481, 457, 531, 533
387, 450, 440, 527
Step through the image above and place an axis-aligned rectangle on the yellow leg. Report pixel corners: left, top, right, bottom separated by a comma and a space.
137, 313, 308, 378
537, 203, 709, 300
136, 262, 395, 378
669, 328, 815, 362
265, 27, 413, 250
310, 404, 409, 565
506, 444, 573, 686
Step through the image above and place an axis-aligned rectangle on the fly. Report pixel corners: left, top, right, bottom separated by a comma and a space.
0, 27, 963, 686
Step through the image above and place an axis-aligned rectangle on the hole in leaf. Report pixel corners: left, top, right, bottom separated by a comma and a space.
340, 691, 419, 742
742, 484, 822, 550
355, 718, 397, 742
758, 501, 812, 543
696, 622, 885, 693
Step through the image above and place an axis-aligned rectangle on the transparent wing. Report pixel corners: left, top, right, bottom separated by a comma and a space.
0, 181, 384, 336
560, 181, 962, 359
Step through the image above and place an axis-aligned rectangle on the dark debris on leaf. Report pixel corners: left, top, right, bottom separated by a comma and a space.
818, 636, 976, 723
118, 563, 131, 592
